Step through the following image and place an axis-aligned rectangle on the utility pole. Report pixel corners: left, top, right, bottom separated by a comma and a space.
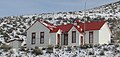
83, 0, 87, 45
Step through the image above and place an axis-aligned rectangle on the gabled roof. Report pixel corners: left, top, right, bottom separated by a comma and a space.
77, 21, 106, 31
27, 20, 106, 33
50, 28, 59, 33
38, 20, 61, 33
56, 24, 73, 32
74, 25, 83, 33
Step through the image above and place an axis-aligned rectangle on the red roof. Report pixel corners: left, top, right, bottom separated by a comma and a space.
50, 28, 59, 33
56, 24, 73, 32
27, 20, 106, 33
39, 20, 106, 33
78, 21, 106, 31
38, 20, 56, 31
74, 25, 83, 33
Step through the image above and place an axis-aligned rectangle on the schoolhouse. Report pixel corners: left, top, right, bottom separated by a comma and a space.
26, 20, 111, 48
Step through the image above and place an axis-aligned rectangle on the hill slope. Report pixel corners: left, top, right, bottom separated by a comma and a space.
0, 1, 120, 43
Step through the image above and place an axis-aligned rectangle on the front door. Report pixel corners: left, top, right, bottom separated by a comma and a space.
81, 36, 83, 45
57, 34, 60, 45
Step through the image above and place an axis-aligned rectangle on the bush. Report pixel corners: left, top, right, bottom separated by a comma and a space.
65, 46, 72, 51
97, 46, 102, 49
7, 29, 13, 33
80, 44, 93, 49
32, 46, 43, 55
80, 45, 87, 49
108, 43, 114, 45
0, 44, 12, 52
19, 29, 24, 32
99, 51, 105, 56
46, 45, 53, 53
114, 50, 120, 53
103, 48, 109, 51
14, 35, 19, 38
88, 44, 93, 48
115, 44, 119, 48
55, 45, 61, 49
94, 44, 99, 47
47, 45, 53, 50
89, 51, 94, 55
73, 46, 78, 50
19, 46, 29, 53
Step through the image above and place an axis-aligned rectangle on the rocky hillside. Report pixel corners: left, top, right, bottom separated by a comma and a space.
0, 1, 120, 43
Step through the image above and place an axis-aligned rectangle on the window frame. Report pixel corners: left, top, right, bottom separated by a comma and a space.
72, 31, 76, 43
89, 31, 93, 43
31, 32, 36, 44
40, 32, 44, 44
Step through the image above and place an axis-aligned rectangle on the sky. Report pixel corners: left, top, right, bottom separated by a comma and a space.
0, 0, 118, 17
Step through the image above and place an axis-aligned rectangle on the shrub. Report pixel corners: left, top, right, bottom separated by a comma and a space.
23, 26, 26, 29
16, 32, 20, 35
55, 45, 61, 49
88, 44, 93, 48
94, 44, 99, 47
108, 43, 114, 45
115, 44, 119, 48
80, 44, 93, 49
46, 45, 53, 53
19, 46, 29, 53
99, 51, 105, 56
65, 46, 72, 51
47, 45, 53, 50
7, 29, 13, 33
114, 49, 120, 53
89, 51, 94, 55
42, 47, 46, 50
20, 32, 26, 36
0, 44, 12, 52
19, 46, 25, 51
73, 46, 78, 50
14, 35, 19, 38
19, 29, 24, 32
32, 46, 43, 55
103, 48, 109, 51
97, 46, 102, 49
80, 45, 87, 49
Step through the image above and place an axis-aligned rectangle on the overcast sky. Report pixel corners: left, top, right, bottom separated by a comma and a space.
0, 0, 118, 17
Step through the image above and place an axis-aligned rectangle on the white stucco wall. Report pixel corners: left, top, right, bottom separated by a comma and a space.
85, 22, 111, 45
50, 33, 56, 46
26, 21, 50, 48
68, 26, 83, 46
99, 22, 111, 44
50, 30, 61, 46
84, 30, 99, 45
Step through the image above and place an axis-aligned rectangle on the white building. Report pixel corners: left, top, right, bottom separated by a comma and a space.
26, 20, 111, 48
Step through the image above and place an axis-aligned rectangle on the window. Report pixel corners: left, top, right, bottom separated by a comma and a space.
72, 31, 76, 43
89, 32, 93, 43
31, 32, 36, 44
64, 33, 68, 45
40, 32, 44, 44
